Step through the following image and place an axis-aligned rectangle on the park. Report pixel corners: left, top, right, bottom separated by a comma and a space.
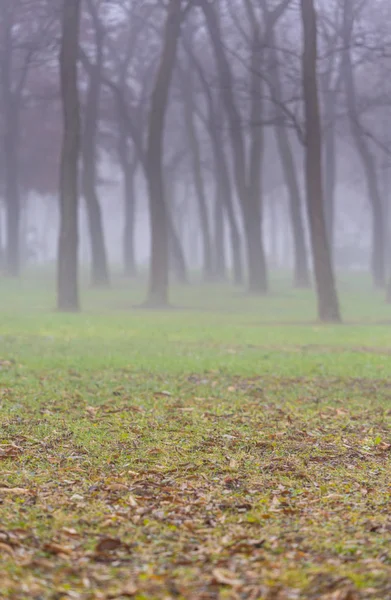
1, 277, 391, 598
1, 0, 391, 598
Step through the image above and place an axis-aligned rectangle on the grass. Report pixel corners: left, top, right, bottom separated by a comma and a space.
1, 273, 391, 599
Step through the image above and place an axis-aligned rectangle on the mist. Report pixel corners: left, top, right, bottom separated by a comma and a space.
0, 0, 390, 316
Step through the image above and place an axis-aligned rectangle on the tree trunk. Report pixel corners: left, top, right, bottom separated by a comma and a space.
267, 24, 310, 288
117, 118, 138, 277
179, 69, 214, 281
386, 276, 391, 304
123, 163, 137, 278
183, 41, 244, 285
243, 207, 267, 294
275, 127, 310, 288
57, 0, 81, 312
246, 31, 268, 293
323, 98, 337, 249
301, 0, 341, 323
201, 0, 267, 293
165, 175, 188, 284
0, 12, 21, 277
168, 212, 188, 285
213, 140, 243, 286
342, 0, 385, 288
4, 116, 20, 277
269, 196, 278, 268
204, 93, 243, 284
82, 38, 110, 287
213, 187, 227, 281
144, 0, 182, 307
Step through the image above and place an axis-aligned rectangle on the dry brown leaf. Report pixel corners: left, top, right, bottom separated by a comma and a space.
95, 537, 123, 553
127, 494, 138, 507
43, 542, 73, 556
0, 444, 22, 459
212, 568, 243, 587
0, 487, 31, 495
61, 527, 79, 538
120, 581, 138, 597
324, 590, 359, 600
0, 542, 15, 556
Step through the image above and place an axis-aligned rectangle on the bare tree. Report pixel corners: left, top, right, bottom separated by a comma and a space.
182, 37, 244, 284
81, 0, 110, 287
301, 0, 341, 322
57, 0, 81, 311
0, 0, 53, 276
144, 0, 183, 307
265, 15, 310, 288
178, 62, 214, 281
341, 0, 386, 288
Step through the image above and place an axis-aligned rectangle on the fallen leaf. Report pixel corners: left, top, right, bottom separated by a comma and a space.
0, 487, 31, 495
120, 581, 138, 597
86, 406, 98, 417
95, 537, 123, 553
0, 444, 22, 459
0, 542, 15, 556
61, 527, 79, 538
212, 568, 242, 587
70, 494, 85, 502
127, 494, 138, 507
43, 542, 73, 556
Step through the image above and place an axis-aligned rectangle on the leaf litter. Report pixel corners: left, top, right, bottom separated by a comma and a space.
1, 372, 391, 598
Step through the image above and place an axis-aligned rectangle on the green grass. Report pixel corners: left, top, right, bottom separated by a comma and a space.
1, 274, 391, 599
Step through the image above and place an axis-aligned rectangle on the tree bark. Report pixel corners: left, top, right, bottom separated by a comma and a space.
323, 99, 337, 249
275, 127, 310, 288
267, 23, 310, 288
122, 159, 138, 278
0, 9, 21, 277
81, 25, 110, 287
144, 0, 182, 307
168, 212, 188, 285
190, 53, 243, 284
115, 96, 138, 278
246, 29, 268, 293
215, 146, 243, 286
165, 175, 188, 284
301, 0, 341, 323
342, 0, 385, 288
202, 1, 266, 292
57, 0, 81, 312
4, 109, 20, 277
179, 69, 214, 281
213, 186, 227, 281
200, 0, 267, 293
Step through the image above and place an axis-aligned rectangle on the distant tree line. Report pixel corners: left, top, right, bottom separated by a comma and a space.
0, 0, 391, 321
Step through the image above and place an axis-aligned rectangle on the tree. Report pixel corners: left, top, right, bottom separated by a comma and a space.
265, 12, 310, 288
341, 0, 386, 288
0, 0, 52, 276
300, 0, 341, 322
199, 0, 267, 293
57, 0, 82, 312
81, 0, 110, 287
144, 0, 183, 307
178, 62, 214, 281
182, 37, 244, 284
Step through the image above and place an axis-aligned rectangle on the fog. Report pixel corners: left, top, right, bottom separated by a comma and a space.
0, 0, 390, 319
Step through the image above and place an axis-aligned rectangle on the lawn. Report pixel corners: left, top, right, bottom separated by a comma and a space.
1, 275, 391, 599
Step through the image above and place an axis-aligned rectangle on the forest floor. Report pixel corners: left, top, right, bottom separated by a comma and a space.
1, 275, 391, 599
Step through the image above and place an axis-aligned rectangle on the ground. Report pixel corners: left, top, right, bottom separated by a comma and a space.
1, 274, 391, 599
